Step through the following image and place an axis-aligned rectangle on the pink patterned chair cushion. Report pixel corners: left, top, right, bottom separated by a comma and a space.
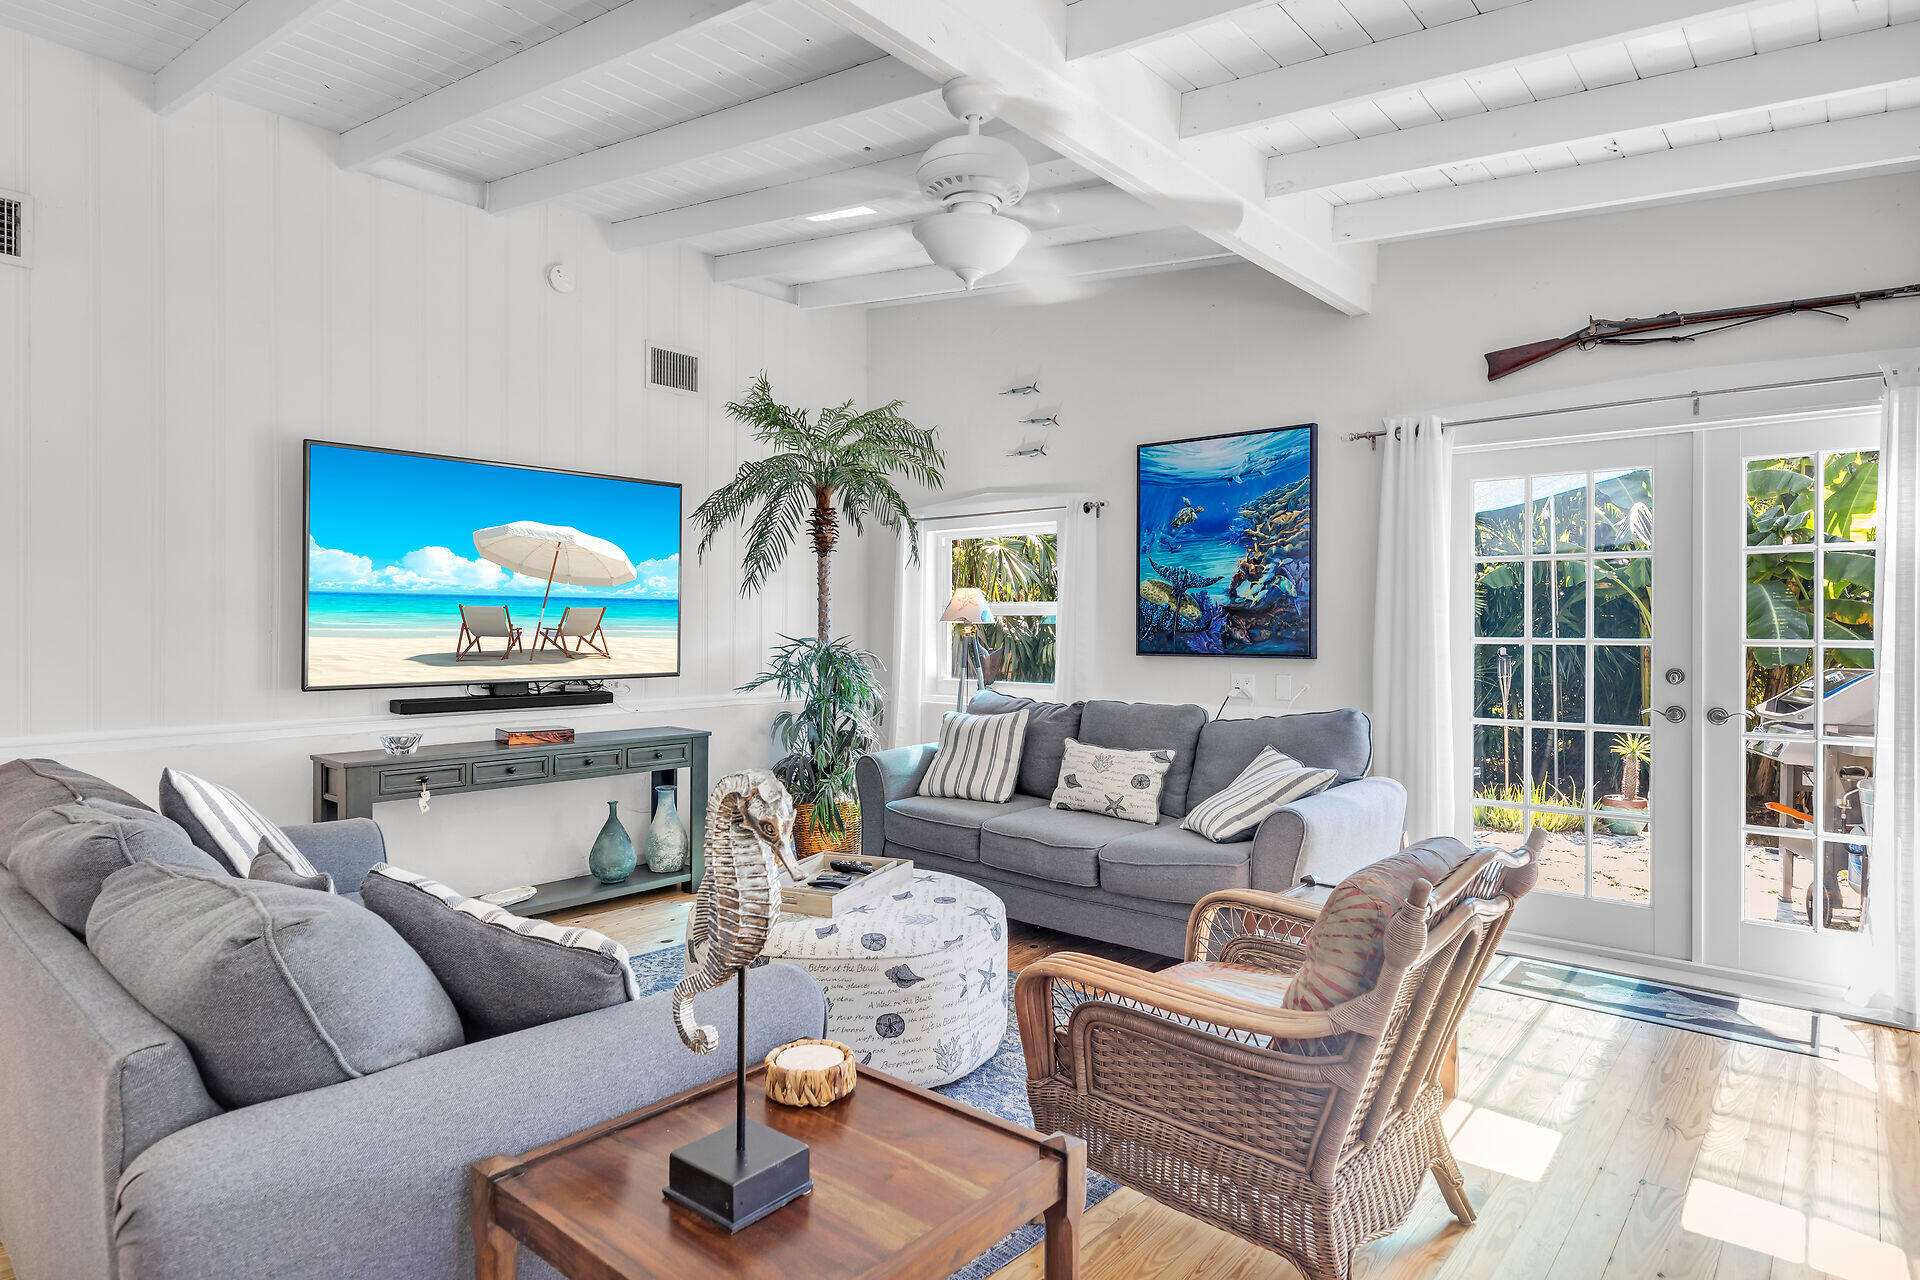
1280, 836, 1477, 1015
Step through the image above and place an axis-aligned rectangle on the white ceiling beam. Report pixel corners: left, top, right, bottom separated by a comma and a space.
712, 184, 1159, 282
1183, 0, 1766, 140
1332, 107, 1920, 243
792, 229, 1232, 308
152, 0, 337, 114
603, 130, 1064, 251
485, 57, 933, 213
1268, 22, 1920, 195
362, 157, 487, 207
339, 0, 758, 170
793, 0, 1375, 314
1067, 0, 1272, 62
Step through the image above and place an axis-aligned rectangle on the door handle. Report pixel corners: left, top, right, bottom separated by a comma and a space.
1705, 706, 1736, 726
1643, 705, 1687, 724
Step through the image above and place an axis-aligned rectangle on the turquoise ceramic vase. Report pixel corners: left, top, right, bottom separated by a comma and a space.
644, 785, 690, 874
588, 800, 636, 884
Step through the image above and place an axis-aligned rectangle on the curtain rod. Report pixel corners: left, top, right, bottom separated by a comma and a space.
1345, 371, 1887, 447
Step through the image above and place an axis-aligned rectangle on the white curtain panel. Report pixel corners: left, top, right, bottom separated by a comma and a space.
889, 523, 935, 749
1051, 500, 1097, 704
1859, 362, 1918, 1026
1371, 415, 1457, 842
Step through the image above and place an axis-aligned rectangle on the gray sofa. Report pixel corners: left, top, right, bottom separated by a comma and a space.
0, 757, 827, 1280
856, 694, 1407, 957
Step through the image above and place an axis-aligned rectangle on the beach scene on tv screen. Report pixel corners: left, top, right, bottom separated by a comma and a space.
305, 444, 680, 689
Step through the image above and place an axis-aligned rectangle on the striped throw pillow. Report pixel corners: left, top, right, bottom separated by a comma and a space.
159, 767, 324, 882
1180, 747, 1336, 843
919, 709, 1030, 803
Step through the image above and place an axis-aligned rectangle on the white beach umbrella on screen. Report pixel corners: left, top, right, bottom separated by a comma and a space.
472, 522, 637, 661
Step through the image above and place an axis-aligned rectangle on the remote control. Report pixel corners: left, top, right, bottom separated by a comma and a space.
829, 859, 873, 875
808, 874, 855, 890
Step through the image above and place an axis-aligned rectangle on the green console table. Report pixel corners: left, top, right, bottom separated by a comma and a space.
311, 727, 709, 915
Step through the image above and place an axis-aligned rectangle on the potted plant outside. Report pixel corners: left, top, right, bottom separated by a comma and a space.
1600, 733, 1652, 835
692, 374, 944, 855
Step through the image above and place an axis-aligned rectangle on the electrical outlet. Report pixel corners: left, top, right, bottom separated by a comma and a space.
1274, 673, 1294, 700
1230, 673, 1256, 700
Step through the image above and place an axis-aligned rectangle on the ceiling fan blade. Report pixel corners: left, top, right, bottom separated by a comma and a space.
993, 242, 1101, 306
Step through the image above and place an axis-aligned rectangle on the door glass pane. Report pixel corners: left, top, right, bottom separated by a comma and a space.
1743, 833, 1813, 930
1474, 479, 1527, 554
1532, 560, 1586, 637
1748, 646, 1814, 733
1472, 724, 1523, 799
1746, 551, 1814, 645
1824, 549, 1874, 641
1593, 468, 1653, 552
1532, 475, 1587, 553
1822, 451, 1879, 543
1746, 456, 1814, 545
1595, 731, 1652, 812
1528, 816, 1587, 897
1474, 644, 1522, 720
1820, 839, 1868, 933
1822, 650, 1875, 738
1531, 727, 1586, 810
1592, 645, 1649, 727
1475, 561, 1523, 636
1745, 736, 1813, 830
1532, 645, 1585, 723
1593, 558, 1652, 638
1593, 817, 1650, 904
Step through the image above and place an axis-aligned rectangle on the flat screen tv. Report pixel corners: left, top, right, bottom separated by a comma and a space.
303, 441, 681, 691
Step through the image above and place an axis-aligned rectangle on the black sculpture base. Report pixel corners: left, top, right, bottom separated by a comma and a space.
664, 1120, 812, 1233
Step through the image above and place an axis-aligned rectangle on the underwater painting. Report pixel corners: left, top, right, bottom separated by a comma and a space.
1137, 424, 1316, 658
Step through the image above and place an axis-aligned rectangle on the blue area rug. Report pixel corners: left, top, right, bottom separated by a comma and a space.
1484, 955, 1828, 1056
629, 948, 1120, 1279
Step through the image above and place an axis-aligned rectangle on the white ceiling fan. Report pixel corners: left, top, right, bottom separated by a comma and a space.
907, 77, 1059, 289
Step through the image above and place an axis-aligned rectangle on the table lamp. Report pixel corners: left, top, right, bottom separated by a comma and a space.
940, 588, 995, 711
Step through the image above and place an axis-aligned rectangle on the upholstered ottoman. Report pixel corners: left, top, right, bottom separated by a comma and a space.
761, 870, 1007, 1087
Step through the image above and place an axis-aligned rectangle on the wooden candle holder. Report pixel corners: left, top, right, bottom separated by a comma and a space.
764, 1039, 858, 1108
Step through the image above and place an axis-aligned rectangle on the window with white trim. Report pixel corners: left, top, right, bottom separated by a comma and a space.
928, 514, 1062, 700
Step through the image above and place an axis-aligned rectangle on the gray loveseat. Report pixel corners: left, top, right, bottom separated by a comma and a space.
0, 757, 827, 1280
856, 694, 1407, 957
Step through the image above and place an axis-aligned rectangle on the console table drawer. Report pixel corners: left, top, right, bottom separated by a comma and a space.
555, 749, 623, 776
473, 758, 551, 785
379, 763, 468, 796
627, 742, 690, 770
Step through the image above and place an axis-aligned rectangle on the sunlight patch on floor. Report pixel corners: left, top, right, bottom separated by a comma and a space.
1680, 1179, 1906, 1279
1442, 1100, 1562, 1183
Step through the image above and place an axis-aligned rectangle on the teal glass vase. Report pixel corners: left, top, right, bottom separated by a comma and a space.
588, 800, 636, 884
644, 785, 690, 874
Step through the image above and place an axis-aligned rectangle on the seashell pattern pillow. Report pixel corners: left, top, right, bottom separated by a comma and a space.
1048, 737, 1174, 825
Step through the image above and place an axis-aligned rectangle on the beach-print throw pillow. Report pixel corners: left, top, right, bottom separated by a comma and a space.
1049, 737, 1173, 825
1180, 746, 1337, 843
159, 768, 323, 879
919, 709, 1029, 803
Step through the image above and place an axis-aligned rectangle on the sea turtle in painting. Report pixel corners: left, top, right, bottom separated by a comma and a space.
671, 770, 805, 1054
1171, 497, 1203, 529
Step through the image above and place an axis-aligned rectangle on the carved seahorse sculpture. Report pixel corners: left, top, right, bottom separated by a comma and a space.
672, 770, 805, 1054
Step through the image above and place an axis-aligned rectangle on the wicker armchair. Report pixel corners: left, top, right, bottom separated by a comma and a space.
1013, 831, 1543, 1280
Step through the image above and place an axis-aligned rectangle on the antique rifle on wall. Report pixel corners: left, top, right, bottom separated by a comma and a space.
1484, 283, 1920, 381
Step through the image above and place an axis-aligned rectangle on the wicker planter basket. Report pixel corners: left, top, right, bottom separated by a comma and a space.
794, 798, 860, 857
764, 1039, 858, 1107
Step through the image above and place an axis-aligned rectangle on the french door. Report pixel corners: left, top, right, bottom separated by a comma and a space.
1699, 413, 1882, 993
1453, 435, 1695, 961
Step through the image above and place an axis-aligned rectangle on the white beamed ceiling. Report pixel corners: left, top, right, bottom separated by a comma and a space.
0, 0, 1910, 306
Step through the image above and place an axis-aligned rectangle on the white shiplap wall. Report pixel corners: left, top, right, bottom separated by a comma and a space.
0, 29, 874, 891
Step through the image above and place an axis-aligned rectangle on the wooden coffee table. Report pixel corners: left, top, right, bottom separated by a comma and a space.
471, 1066, 1086, 1280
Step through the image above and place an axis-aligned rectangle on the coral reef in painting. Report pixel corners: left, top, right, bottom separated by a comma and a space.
1137, 426, 1315, 657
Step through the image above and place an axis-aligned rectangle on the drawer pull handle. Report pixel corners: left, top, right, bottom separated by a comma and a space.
416, 776, 428, 784
505, 767, 517, 775
582, 758, 594, 766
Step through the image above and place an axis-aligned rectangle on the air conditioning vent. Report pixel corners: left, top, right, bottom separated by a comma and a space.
648, 345, 700, 395
0, 191, 27, 267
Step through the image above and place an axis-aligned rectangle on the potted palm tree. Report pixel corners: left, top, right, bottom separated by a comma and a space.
692, 374, 944, 853
1601, 733, 1652, 834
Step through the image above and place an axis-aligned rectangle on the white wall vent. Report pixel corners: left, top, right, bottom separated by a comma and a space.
0, 191, 29, 268
648, 344, 701, 396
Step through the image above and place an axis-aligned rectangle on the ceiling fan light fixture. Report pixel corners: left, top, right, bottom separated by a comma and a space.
912, 204, 1030, 289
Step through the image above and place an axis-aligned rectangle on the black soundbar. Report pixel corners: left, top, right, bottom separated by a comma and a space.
389, 689, 615, 716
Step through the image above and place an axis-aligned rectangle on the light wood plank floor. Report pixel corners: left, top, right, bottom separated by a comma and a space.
6, 888, 1915, 1280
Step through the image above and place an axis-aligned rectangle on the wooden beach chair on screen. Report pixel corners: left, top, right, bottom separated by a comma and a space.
455, 604, 524, 661
535, 606, 611, 659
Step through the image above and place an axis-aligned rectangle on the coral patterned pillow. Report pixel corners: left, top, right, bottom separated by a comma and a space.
1280, 837, 1478, 1017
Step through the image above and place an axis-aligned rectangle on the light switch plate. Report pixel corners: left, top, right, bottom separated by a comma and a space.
1274, 673, 1294, 700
